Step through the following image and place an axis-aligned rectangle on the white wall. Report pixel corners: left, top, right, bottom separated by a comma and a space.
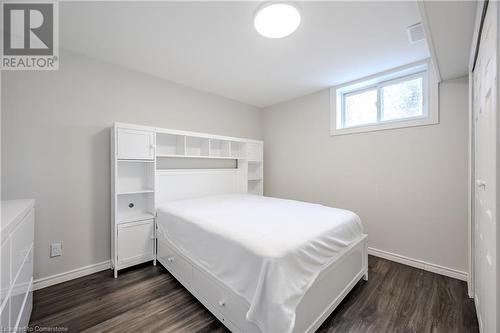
1, 49, 470, 281
263, 76, 469, 273
1, 50, 263, 280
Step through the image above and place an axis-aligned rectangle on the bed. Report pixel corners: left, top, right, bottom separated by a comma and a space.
155, 171, 368, 333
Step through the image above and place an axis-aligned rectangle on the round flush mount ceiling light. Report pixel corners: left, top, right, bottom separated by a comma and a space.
254, 2, 301, 38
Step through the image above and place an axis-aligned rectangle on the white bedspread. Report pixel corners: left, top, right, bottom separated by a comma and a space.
156, 194, 363, 333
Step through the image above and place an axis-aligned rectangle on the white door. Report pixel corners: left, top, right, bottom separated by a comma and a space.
117, 220, 154, 268
117, 128, 155, 160
473, 2, 497, 332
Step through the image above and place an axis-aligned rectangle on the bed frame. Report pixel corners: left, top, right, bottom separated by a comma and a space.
156, 168, 368, 333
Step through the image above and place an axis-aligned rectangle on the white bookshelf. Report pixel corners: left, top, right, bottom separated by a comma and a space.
111, 124, 156, 278
111, 123, 264, 277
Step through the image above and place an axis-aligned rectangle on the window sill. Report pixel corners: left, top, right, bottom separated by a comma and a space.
330, 115, 439, 136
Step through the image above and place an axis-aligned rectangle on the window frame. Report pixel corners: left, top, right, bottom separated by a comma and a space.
331, 60, 438, 136
341, 86, 378, 128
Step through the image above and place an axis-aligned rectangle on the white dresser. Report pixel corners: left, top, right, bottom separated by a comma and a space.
1, 200, 35, 332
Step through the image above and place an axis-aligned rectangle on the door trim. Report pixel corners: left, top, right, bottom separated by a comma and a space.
468, 71, 475, 298
467, 0, 490, 299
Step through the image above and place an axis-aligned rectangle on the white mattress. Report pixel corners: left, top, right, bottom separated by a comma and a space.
156, 194, 363, 333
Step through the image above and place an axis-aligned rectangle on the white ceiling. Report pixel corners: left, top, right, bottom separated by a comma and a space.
60, 1, 430, 108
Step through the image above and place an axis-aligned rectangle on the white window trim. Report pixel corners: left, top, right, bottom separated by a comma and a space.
330, 59, 439, 136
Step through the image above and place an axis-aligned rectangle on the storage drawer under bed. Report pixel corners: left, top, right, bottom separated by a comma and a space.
157, 239, 259, 332
157, 239, 193, 286
192, 266, 258, 332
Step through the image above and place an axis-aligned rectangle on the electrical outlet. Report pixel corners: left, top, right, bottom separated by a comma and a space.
50, 242, 62, 257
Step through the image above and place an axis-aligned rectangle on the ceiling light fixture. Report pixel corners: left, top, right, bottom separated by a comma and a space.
254, 2, 301, 39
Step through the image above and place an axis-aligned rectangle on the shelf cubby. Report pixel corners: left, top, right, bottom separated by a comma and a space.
186, 136, 209, 157
117, 160, 154, 194
116, 192, 155, 224
156, 133, 185, 156
210, 139, 231, 157
248, 162, 263, 181
248, 179, 263, 195
230, 141, 246, 158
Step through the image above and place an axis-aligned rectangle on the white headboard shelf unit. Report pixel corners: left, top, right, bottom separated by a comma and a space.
111, 122, 263, 277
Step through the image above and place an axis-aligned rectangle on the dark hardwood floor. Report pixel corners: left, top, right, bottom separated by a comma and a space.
30, 256, 478, 333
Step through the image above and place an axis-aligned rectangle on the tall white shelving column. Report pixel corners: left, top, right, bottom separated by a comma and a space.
111, 124, 156, 278
246, 142, 264, 195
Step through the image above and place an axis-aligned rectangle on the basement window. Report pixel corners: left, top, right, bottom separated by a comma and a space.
330, 60, 438, 136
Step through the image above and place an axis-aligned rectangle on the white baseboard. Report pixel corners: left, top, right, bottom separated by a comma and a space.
33, 249, 467, 291
368, 247, 468, 281
33, 260, 111, 291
